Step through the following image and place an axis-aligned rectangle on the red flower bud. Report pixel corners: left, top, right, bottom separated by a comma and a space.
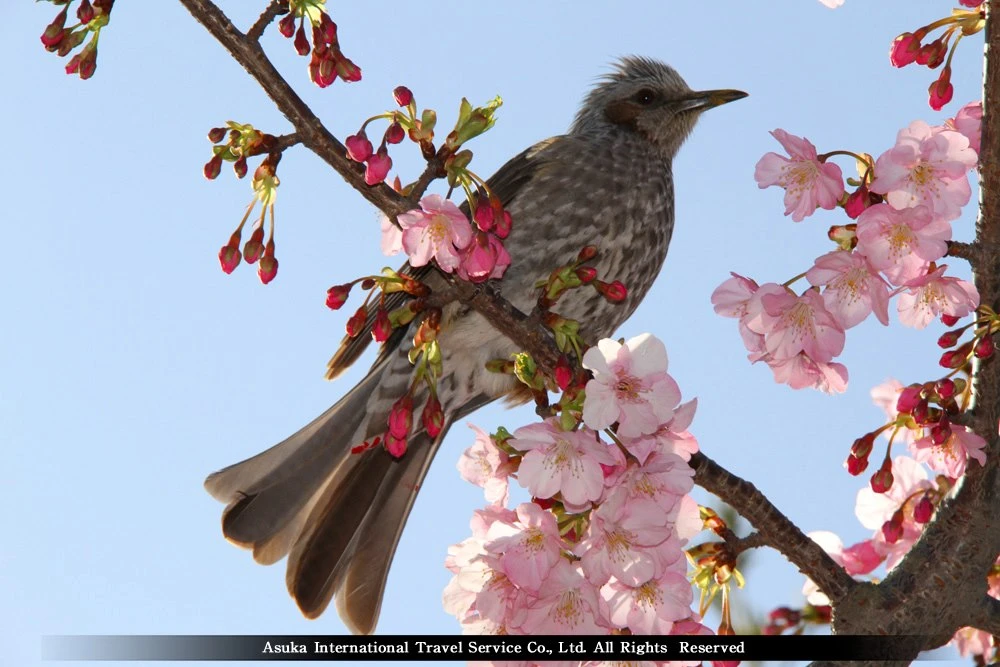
896, 385, 924, 413
257, 255, 278, 285
77, 0, 95, 24
474, 198, 494, 231
578, 245, 599, 262
384, 432, 407, 458
881, 515, 903, 543
203, 154, 223, 180
243, 226, 265, 264
974, 336, 995, 359
941, 314, 960, 326
218, 232, 242, 275
388, 394, 414, 439
575, 266, 597, 284
937, 330, 960, 348
595, 280, 628, 303
850, 432, 875, 458
336, 56, 362, 82
345, 132, 373, 162
40, 7, 68, 48
325, 283, 352, 310
844, 186, 872, 219
916, 38, 946, 68
393, 85, 413, 107
421, 395, 444, 438
293, 23, 311, 56
364, 148, 392, 185
372, 307, 391, 343
913, 495, 934, 524
494, 209, 512, 239
384, 122, 405, 145
870, 462, 894, 493
207, 127, 227, 144
936, 378, 956, 399
233, 155, 248, 179
533, 497, 555, 510
845, 453, 869, 476
928, 68, 954, 111
554, 356, 573, 391
346, 305, 368, 338
277, 13, 296, 38
890, 31, 923, 68
319, 13, 338, 44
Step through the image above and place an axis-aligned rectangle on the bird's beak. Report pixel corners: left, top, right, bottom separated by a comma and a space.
677, 89, 748, 113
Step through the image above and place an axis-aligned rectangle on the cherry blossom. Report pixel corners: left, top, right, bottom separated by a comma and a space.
855, 203, 950, 285
870, 120, 977, 221
456, 230, 511, 283
457, 423, 511, 507
600, 568, 693, 635
896, 264, 979, 329
395, 194, 473, 272
759, 288, 845, 364
484, 502, 565, 592
767, 352, 848, 393
806, 250, 891, 328
947, 101, 983, 154
870, 379, 918, 446
911, 425, 987, 478
754, 129, 845, 222
582, 334, 682, 438
510, 560, 608, 634
511, 421, 617, 506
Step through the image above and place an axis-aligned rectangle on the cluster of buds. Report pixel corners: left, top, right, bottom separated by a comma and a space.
937, 307, 999, 369
217, 154, 282, 284
762, 605, 831, 635
382, 315, 444, 457
325, 267, 430, 341
203, 122, 278, 181
688, 508, 746, 636
889, 4, 985, 110
277, 0, 360, 87
40, 0, 115, 80
344, 87, 415, 186
879, 478, 951, 543
536, 245, 627, 311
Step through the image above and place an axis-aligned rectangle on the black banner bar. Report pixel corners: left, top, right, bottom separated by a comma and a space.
42, 634, 937, 662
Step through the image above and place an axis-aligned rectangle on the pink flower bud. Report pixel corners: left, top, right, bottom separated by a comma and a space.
928, 69, 954, 111
575, 266, 597, 284
243, 226, 265, 264
393, 86, 413, 107
939, 348, 966, 369
364, 148, 392, 185
345, 305, 367, 338
218, 234, 242, 275
881, 515, 903, 543
203, 154, 223, 180
937, 330, 960, 348
890, 31, 923, 68
384, 122, 405, 145
325, 283, 352, 310
473, 198, 494, 231
975, 336, 995, 359
421, 395, 444, 438
388, 394, 413, 439
554, 356, 573, 391
913, 495, 934, 524
595, 279, 628, 303
77, 0, 95, 24
293, 24, 311, 56
372, 307, 391, 343
931, 420, 952, 445
384, 432, 407, 458
494, 209, 512, 239
257, 255, 278, 284
916, 38, 947, 69
895, 385, 924, 413
845, 453, 869, 476
345, 132, 373, 162
959, 0, 984, 7
336, 56, 362, 82
851, 432, 875, 458
936, 378, 956, 399
277, 13, 296, 38
319, 13, 338, 44
941, 314, 960, 326
870, 463, 894, 493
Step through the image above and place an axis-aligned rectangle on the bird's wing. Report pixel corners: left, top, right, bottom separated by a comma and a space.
325, 137, 561, 380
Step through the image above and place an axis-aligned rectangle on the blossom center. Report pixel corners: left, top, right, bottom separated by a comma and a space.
426, 213, 452, 246
781, 160, 818, 194
635, 580, 663, 610
887, 223, 916, 259
615, 374, 644, 402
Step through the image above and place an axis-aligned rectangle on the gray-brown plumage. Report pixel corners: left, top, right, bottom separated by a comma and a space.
205, 56, 745, 634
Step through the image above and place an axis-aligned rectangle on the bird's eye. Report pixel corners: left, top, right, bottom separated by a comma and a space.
633, 89, 656, 106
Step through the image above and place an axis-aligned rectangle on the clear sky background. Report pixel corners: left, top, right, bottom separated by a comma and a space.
2, 1, 986, 665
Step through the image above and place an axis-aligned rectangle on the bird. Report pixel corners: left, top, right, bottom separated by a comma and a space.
204, 56, 746, 635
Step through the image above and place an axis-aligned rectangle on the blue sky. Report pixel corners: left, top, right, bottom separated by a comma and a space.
3, 1, 985, 665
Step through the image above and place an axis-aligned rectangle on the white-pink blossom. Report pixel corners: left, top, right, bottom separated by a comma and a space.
512, 421, 617, 506
806, 250, 891, 328
911, 425, 987, 478
855, 203, 950, 285
870, 120, 977, 221
511, 560, 609, 634
600, 569, 694, 635
759, 288, 846, 363
395, 194, 473, 271
754, 129, 845, 222
457, 423, 511, 507
768, 353, 849, 393
582, 334, 682, 438
896, 264, 979, 329
947, 101, 983, 154
484, 502, 566, 593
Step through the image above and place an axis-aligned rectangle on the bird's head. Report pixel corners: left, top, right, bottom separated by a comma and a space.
572, 56, 747, 158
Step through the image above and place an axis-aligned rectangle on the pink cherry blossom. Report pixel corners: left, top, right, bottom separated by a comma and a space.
582, 334, 682, 438
870, 379, 918, 446
856, 456, 935, 569
870, 120, 977, 221
802, 532, 884, 606
947, 101, 983, 154
759, 288, 845, 363
511, 560, 609, 634
767, 352, 848, 393
952, 627, 995, 659
575, 493, 679, 587
896, 264, 979, 329
613, 452, 694, 512
754, 129, 844, 222
396, 194, 473, 272
512, 421, 617, 506
484, 502, 565, 592
457, 423, 511, 507
601, 569, 694, 635
673, 494, 704, 543
806, 250, 891, 328
711, 273, 771, 354
911, 425, 987, 478
855, 203, 950, 285
620, 399, 698, 463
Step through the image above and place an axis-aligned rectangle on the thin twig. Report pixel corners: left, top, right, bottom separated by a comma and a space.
247, 0, 288, 43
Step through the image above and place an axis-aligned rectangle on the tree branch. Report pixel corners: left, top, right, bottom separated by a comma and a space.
964, 595, 1000, 636
690, 452, 857, 604
246, 0, 288, 43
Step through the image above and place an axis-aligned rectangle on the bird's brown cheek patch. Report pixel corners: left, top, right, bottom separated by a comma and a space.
604, 100, 642, 127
